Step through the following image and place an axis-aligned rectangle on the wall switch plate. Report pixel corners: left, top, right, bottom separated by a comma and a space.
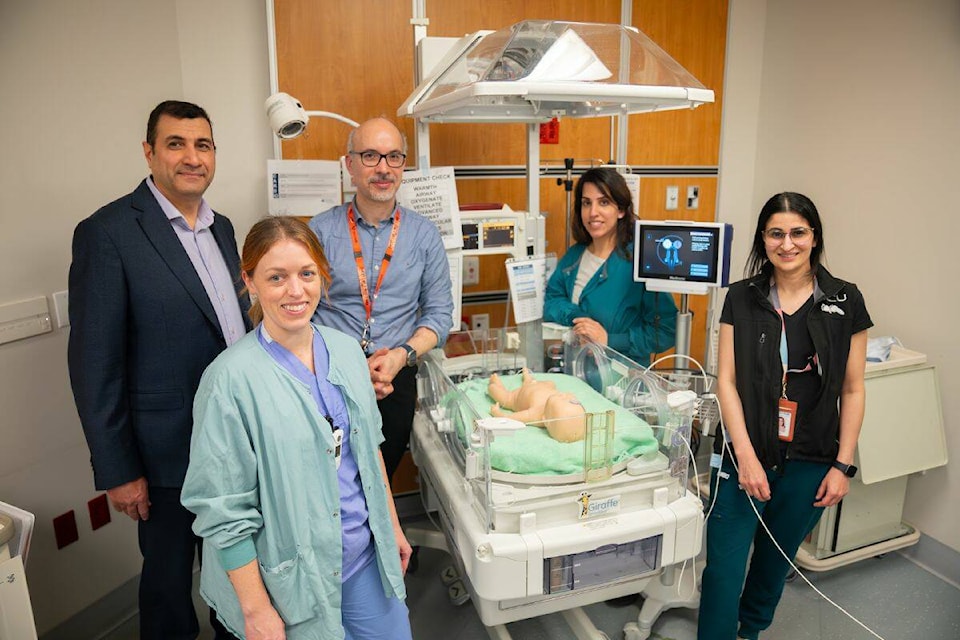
53, 290, 69, 328
686, 185, 700, 209
666, 185, 679, 210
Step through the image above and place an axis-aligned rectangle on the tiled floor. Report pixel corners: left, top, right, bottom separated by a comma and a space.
103, 538, 959, 640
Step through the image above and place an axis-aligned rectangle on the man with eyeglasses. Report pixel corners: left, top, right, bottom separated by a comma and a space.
309, 117, 453, 483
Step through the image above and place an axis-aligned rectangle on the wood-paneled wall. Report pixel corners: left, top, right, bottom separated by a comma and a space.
274, 0, 727, 166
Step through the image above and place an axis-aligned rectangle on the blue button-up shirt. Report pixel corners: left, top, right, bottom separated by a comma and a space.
309, 200, 453, 353
147, 177, 246, 345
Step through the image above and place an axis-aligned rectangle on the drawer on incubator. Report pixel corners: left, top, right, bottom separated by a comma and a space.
543, 534, 662, 594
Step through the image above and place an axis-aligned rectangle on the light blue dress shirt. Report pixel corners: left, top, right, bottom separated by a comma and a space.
309, 200, 453, 354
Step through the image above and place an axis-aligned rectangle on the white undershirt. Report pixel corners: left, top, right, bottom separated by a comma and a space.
572, 250, 605, 304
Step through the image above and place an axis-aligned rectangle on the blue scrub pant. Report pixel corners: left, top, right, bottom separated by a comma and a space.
342, 555, 412, 640
697, 459, 829, 640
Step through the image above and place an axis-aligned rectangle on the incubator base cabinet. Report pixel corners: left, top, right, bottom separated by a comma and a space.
797, 348, 947, 570
407, 328, 704, 639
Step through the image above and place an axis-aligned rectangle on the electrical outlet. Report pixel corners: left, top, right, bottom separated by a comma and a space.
471, 313, 490, 333
88, 494, 111, 530
53, 510, 79, 549
666, 185, 679, 210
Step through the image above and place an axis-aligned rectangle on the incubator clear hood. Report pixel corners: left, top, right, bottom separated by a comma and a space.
399, 20, 714, 123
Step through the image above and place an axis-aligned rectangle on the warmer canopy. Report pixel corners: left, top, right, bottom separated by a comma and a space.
399, 20, 714, 123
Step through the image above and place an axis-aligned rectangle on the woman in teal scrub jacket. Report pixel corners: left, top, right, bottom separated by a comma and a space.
182, 217, 412, 640
544, 167, 677, 364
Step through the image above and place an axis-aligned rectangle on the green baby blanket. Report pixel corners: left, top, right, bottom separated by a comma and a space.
450, 372, 659, 475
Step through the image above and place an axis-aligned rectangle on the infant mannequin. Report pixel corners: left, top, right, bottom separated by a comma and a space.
487, 368, 586, 442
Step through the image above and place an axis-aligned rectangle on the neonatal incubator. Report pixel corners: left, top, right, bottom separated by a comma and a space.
406, 327, 705, 639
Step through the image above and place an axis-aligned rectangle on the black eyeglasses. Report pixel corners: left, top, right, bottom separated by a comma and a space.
350, 150, 406, 168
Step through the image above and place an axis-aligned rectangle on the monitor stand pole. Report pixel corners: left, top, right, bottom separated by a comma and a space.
675, 294, 692, 358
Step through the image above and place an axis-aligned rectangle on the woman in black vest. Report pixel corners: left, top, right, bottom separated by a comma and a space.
698, 193, 872, 640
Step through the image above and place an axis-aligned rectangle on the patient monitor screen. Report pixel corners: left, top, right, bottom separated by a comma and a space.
634, 222, 730, 287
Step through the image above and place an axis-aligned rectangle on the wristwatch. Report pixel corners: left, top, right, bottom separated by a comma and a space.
399, 343, 418, 368
831, 460, 858, 478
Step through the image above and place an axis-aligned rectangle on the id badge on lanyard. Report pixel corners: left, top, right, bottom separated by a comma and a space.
770, 283, 811, 443
348, 205, 400, 354
777, 326, 798, 442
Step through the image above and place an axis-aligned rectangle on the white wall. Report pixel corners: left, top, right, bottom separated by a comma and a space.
717, 0, 768, 271
721, 0, 959, 552
0, 0, 271, 633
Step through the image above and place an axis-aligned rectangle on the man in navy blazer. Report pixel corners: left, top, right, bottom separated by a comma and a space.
68, 101, 249, 640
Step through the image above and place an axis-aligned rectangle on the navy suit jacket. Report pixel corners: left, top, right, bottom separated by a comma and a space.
68, 179, 251, 490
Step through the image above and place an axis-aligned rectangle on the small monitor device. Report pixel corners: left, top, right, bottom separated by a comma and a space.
633, 220, 733, 294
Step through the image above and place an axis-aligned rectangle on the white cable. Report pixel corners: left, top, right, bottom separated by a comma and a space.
645, 352, 710, 385
712, 396, 887, 640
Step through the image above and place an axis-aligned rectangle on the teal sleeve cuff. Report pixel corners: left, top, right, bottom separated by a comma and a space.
217, 536, 257, 571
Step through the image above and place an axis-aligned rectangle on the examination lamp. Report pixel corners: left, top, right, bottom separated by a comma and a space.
264, 92, 359, 139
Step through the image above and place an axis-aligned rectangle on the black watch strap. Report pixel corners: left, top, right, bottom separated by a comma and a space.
400, 343, 417, 367
831, 460, 858, 478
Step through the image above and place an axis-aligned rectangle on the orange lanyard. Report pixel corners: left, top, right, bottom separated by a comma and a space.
347, 204, 401, 328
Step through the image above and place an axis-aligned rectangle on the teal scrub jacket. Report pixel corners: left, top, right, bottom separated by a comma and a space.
544, 243, 677, 363
182, 325, 405, 640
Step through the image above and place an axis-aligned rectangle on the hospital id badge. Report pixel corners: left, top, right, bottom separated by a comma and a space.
332, 428, 343, 469
777, 398, 797, 442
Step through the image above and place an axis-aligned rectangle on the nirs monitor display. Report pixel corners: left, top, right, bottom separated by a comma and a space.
633, 220, 733, 294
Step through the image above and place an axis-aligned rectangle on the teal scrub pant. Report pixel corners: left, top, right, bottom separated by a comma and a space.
697, 458, 830, 640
